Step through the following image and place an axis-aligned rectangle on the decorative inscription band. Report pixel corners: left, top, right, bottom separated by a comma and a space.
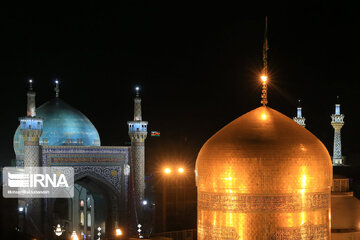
198, 191, 329, 212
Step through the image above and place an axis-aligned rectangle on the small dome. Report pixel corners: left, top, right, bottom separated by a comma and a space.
14, 98, 101, 158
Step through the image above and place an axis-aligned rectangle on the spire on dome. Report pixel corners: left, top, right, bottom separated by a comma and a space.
260, 16, 269, 106
54, 79, 60, 98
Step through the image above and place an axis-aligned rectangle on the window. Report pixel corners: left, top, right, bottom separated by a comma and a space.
80, 211, 84, 226
87, 212, 91, 227
87, 197, 91, 208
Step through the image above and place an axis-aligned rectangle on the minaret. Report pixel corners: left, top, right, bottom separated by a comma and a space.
331, 98, 344, 165
127, 87, 148, 214
19, 79, 43, 167
293, 100, 306, 127
18, 80, 44, 238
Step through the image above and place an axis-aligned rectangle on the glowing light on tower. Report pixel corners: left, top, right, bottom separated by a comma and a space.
260, 75, 267, 82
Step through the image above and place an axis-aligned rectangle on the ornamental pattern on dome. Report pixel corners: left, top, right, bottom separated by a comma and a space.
14, 98, 101, 158
196, 106, 332, 240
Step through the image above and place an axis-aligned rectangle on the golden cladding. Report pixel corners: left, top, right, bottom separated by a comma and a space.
195, 106, 332, 240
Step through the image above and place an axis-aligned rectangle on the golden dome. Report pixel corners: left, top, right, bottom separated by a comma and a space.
196, 106, 333, 239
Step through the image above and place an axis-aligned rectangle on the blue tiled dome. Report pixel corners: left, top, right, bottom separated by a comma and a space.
14, 98, 101, 159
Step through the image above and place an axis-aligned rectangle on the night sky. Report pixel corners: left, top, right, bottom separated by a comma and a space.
1, 3, 360, 171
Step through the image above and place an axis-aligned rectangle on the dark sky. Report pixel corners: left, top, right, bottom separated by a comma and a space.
1, 3, 360, 170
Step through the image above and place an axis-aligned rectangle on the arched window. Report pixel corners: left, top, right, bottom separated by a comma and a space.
87, 212, 91, 227
87, 197, 91, 208
80, 211, 84, 226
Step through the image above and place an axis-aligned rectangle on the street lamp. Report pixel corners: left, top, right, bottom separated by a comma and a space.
164, 168, 171, 174
161, 165, 186, 232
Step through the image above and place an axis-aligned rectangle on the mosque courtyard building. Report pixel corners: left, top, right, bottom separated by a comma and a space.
12, 81, 147, 239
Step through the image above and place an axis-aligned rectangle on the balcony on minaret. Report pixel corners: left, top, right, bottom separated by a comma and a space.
128, 122, 147, 133
331, 104, 344, 128
19, 117, 43, 131
128, 121, 148, 142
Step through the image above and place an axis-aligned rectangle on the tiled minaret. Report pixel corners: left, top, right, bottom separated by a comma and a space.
293, 100, 306, 127
128, 87, 148, 216
19, 79, 43, 167
331, 100, 344, 165
19, 79, 43, 237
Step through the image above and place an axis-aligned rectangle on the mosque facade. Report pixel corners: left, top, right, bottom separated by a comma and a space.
13, 81, 147, 239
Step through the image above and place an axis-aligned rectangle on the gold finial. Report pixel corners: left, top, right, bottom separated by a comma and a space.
260, 16, 269, 106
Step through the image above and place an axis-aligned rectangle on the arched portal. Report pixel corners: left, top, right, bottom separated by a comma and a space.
48, 174, 123, 240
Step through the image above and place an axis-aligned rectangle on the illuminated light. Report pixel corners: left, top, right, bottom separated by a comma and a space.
29, 79, 33, 83
71, 231, 79, 240
224, 176, 232, 181
135, 86, 140, 91
55, 80, 59, 84
260, 75, 268, 82
18, 207, 24, 212
261, 114, 267, 120
178, 167, 184, 174
301, 211, 305, 225
142, 200, 148, 205
54, 224, 64, 236
300, 144, 306, 152
115, 228, 123, 236
164, 168, 171, 174
301, 174, 307, 189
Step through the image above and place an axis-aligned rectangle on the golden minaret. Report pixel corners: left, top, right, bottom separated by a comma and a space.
195, 17, 332, 240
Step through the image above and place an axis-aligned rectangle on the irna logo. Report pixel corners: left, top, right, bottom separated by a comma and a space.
8, 172, 69, 188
